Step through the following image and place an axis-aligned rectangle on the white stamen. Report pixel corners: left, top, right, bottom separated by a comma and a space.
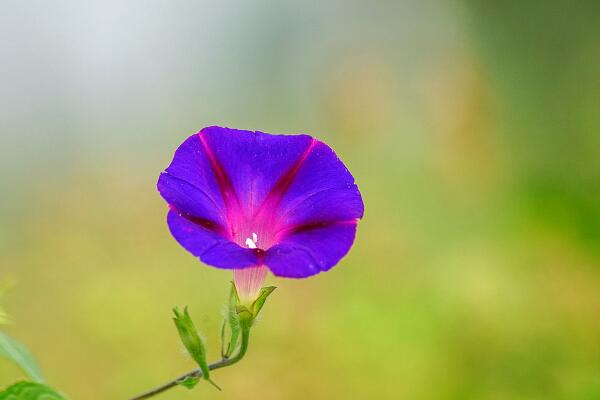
245, 232, 258, 249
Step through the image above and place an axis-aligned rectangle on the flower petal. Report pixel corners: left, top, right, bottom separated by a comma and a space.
159, 127, 364, 277
199, 126, 314, 213
167, 210, 259, 269
158, 134, 227, 226
276, 141, 364, 228
158, 173, 227, 227
265, 221, 358, 278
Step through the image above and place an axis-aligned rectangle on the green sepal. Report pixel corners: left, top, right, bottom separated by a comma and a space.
224, 282, 241, 358
238, 306, 254, 335
176, 375, 200, 390
251, 286, 276, 317
172, 307, 212, 383
0, 381, 66, 400
219, 318, 227, 359
236, 305, 254, 324
0, 331, 45, 383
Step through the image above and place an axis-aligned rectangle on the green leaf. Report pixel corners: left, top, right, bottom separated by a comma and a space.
225, 282, 241, 358
251, 286, 276, 317
0, 332, 45, 383
176, 375, 200, 390
172, 306, 215, 388
0, 381, 66, 400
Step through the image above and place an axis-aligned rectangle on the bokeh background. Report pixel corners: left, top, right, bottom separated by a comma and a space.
1, 1, 600, 399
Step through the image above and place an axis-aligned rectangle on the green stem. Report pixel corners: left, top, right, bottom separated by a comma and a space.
129, 324, 251, 400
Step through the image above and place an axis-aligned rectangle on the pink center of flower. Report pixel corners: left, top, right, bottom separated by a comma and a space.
228, 211, 283, 253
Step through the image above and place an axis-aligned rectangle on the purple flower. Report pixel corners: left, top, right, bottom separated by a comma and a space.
157, 127, 364, 301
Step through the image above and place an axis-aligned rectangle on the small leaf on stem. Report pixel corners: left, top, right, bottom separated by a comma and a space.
176, 375, 200, 390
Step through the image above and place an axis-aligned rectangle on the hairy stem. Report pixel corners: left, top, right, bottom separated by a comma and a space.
129, 324, 250, 400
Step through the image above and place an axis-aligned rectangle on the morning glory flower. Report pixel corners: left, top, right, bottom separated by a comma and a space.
157, 126, 364, 302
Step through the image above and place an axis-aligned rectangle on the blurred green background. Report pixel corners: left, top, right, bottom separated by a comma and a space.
1, 1, 599, 399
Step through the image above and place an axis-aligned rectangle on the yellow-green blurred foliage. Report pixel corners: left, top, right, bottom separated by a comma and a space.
1, 1, 599, 399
